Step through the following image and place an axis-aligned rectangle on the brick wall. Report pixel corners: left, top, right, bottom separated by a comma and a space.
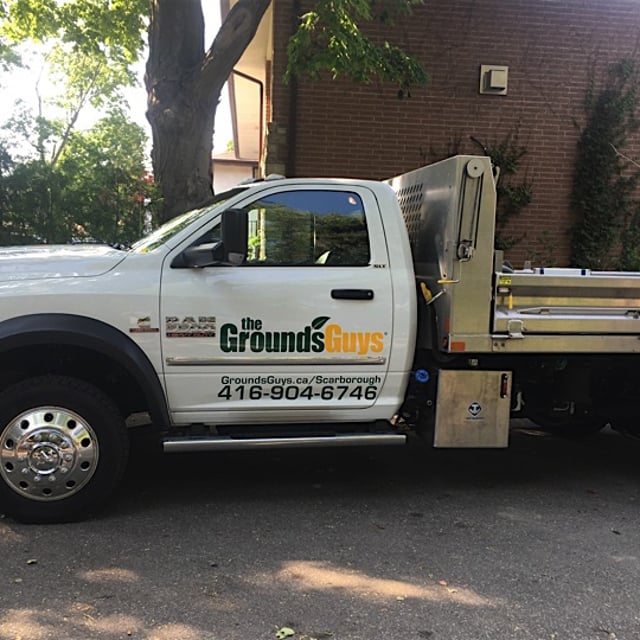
268, 0, 640, 266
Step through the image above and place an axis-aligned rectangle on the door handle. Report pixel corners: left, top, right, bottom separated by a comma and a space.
331, 289, 374, 300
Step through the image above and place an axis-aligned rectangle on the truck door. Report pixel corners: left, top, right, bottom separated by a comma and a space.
159, 185, 394, 424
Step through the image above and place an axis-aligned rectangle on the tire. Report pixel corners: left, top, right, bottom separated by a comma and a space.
609, 420, 640, 439
529, 412, 606, 437
0, 375, 129, 523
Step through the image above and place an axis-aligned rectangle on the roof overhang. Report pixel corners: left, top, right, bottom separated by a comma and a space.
221, 0, 273, 162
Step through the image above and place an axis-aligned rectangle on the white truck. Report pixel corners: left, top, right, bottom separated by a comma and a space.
1, 155, 638, 523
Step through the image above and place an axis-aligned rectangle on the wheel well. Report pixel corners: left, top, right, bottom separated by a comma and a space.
0, 344, 151, 421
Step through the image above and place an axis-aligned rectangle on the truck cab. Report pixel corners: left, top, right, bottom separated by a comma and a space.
156, 177, 417, 429
0, 176, 417, 522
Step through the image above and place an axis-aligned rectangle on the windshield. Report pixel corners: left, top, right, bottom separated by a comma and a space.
130, 187, 247, 254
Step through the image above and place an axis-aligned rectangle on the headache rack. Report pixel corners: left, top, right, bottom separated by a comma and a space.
386, 155, 640, 355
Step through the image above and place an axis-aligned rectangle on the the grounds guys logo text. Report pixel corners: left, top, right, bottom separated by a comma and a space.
220, 316, 384, 355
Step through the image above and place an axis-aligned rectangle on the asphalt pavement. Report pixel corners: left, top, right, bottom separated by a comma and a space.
1, 425, 640, 640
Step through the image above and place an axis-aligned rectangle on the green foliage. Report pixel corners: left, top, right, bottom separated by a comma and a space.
529, 230, 558, 267
0, 112, 156, 245
0, 158, 67, 243
1, 0, 146, 150
1, 0, 149, 171
3, 0, 429, 227
4, 98, 57, 162
47, 44, 135, 111
286, 0, 428, 93
0, 142, 14, 224
0, 2, 21, 70
475, 132, 533, 251
2, 0, 146, 66
0, 0, 154, 245
58, 112, 157, 244
618, 205, 640, 271
0, 38, 21, 71
570, 59, 639, 269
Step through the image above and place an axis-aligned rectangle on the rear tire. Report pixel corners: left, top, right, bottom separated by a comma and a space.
610, 420, 640, 439
529, 411, 605, 437
0, 375, 128, 523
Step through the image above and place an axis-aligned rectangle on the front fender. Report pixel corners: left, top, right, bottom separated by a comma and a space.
0, 313, 170, 428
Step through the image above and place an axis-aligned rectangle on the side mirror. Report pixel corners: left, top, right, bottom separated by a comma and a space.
180, 242, 224, 268
221, 208, 248, 265
172, 208, 248, 269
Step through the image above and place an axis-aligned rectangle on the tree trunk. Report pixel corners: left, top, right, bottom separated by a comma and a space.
146, 0, 271, 223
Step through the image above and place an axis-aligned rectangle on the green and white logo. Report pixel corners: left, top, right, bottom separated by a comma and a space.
220, 316, 384, 355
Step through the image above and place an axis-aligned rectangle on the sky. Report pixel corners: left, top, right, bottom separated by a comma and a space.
0, 2, 233, 160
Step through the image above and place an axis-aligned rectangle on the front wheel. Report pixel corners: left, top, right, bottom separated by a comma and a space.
0, 375, 128, 523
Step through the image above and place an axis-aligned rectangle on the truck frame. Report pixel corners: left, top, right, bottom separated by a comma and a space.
389, 156, 640, 442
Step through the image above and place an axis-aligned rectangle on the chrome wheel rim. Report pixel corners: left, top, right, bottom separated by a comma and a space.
0, 407, 99, 501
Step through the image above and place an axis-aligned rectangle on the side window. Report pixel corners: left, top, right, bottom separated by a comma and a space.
244, 190, 370, 266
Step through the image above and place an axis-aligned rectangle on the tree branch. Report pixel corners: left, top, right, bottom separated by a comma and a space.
50, 63, 102, 167
610, 143, 640, 170
200, 0, 270, 92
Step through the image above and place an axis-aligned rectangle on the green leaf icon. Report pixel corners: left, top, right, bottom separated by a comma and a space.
311, 316, 330, 330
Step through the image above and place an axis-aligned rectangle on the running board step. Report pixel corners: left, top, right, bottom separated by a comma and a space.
163, 433, 407, 453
